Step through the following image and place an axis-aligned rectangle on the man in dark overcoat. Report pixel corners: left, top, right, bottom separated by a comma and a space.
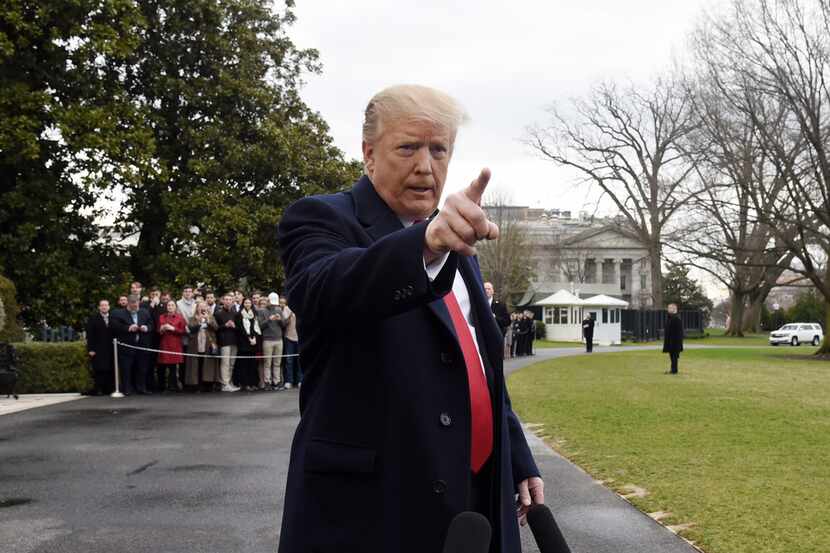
85, 299, 114, 395
663, 303, 684, 374
484, 282, 510, 334
110, 295, 155, 394
277, 85, 543, 553
582, 313, 595, 353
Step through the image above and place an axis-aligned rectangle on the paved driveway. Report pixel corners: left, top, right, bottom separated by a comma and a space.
0, 345, 701, 552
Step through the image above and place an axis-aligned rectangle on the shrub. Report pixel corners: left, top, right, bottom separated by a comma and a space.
0, 275, 25, 343
13, 341, 92, 393
534, 320, 546, 340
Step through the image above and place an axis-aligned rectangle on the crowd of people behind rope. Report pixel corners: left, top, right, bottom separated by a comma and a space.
84, 281, 301, 396
482, 282, 536, 359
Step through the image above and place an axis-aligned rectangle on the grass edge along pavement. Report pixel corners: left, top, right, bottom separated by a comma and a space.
507, 347, 830, 553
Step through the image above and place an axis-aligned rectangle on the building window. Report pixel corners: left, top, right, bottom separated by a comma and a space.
544, 308, 553, 324
620, 275, 626, 291
553, 308, 560, 324
560, 307, 568, 325
602, 308, 608, 323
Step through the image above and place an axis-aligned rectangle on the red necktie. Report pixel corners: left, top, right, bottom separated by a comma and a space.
443, 290, 493, 473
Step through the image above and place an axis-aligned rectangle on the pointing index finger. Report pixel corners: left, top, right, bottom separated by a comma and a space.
463, 168, 491, 206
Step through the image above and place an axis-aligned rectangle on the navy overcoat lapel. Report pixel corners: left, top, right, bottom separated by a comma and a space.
351, 176, 457, 340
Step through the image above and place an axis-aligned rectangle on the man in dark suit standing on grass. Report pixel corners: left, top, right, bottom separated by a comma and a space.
582, 313, 595, 353
663, 303, 684, 374
277, 85, 543, 553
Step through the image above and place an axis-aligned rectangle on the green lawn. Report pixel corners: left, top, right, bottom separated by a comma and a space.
533, 339, 585, 349
508, 348, 830, 553
535, 328, 774, 350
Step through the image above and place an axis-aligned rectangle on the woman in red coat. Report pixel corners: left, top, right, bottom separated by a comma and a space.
157, 300, 186, 392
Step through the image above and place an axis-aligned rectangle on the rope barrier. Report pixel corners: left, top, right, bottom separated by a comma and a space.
116, 340, 300, 360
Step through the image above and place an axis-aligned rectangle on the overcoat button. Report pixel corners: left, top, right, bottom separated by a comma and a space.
432, 480, 447, 494
439, 413, 452, 427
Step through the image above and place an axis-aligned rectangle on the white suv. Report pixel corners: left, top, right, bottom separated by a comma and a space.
769, 323, 824, 346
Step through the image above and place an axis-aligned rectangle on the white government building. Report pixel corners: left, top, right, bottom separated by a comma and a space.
502, 206, 654, 345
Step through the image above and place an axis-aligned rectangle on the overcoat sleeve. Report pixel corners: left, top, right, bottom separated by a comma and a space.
504, 384, 541, 488
86, 317, 96, 353
109, 311, 129, 336
278, 196, 457, 326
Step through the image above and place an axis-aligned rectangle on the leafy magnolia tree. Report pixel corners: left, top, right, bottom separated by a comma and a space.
0, 1, 143, 328
663, 265, 714, 326
1, 0, 359, 328
107, 0, 361, 292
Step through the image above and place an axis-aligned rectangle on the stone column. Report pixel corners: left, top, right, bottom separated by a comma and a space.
613, 259, 622, 293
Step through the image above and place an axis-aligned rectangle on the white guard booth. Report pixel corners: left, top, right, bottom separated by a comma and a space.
535, 290, 585, 343
536, 290, 629, 346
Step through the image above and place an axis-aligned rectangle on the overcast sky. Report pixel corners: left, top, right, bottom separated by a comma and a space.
287, 0, 727, 298
289, 0, 715, 212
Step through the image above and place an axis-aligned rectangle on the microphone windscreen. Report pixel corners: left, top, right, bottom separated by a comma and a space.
527, 504, 572, 553
442, 511, 492, 553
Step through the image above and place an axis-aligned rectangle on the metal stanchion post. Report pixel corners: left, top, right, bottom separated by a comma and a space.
111, 338, 124, 398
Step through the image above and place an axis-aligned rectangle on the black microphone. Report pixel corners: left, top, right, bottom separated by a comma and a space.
527, 504, 572, 553
442, 511, 492, 553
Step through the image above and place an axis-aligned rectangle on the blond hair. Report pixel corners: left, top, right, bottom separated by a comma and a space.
362, 84, 468, 144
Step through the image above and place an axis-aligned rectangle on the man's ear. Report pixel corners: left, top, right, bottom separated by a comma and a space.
362, 141, 375, 177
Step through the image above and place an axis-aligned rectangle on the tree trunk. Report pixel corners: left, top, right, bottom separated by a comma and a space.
726, 291, 746, 337
817, 264, 830, 355
650, 241, 663, 308
819, 304, 830, 355
741, 301, 762, 334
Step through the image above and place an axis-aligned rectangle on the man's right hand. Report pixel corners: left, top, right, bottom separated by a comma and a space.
424, 168, 499, 263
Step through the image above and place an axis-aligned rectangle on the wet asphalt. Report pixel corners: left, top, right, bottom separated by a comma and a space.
0, 346, 699, 553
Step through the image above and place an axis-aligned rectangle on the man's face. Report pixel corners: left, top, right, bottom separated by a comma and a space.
279, 298, 287, 308
668, 304, 678, 315
235, 291, 243, 303
130, 283, 142, 296
118, 296, 128, 308
99, 300, 110, 315
127, 300, 139, 313
150, 291, 160, 301
223, 295, 234, 308
206, 293, 215, 305
252, 293, 261, 304
161, 293, 171, 304
362, 117, 453, 220
484, 283, 494, 299
183, 288, 193, 300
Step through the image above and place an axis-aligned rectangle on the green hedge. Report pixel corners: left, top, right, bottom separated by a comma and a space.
0, 275, 24, 343
534, 320, 546, 340
13, 342, 92, 393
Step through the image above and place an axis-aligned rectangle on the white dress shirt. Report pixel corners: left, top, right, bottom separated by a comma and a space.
400, 218, 488, 375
